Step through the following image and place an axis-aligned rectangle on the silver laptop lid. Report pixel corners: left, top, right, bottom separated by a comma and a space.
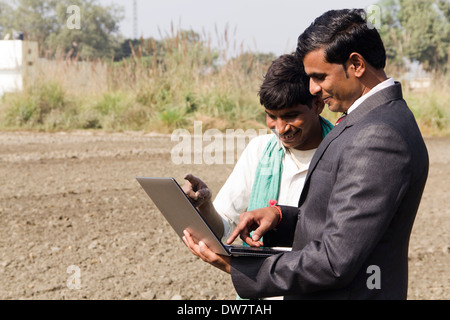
136, 177, 230, 256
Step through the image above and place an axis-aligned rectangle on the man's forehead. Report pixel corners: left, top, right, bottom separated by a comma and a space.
303, 48, 346, 77
265, 104, 310, 114
303, 48, 328, 72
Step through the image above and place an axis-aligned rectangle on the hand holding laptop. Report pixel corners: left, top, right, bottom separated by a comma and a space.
182, 230, 232, 274
182, 174, 225, 238
137, 177, 286, 260
181, 174, 211, 208
182, 205, 281, 275
181, 173, 258, 274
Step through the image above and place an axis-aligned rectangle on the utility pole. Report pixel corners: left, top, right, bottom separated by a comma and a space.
133, 0, 138, 39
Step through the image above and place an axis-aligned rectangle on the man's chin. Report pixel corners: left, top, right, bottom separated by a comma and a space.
327, 102, 348, 114
327, 103, 338, 112
281, 139, 299, 149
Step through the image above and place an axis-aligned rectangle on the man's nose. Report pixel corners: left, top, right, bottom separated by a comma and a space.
275, 119, 289, 135
309, 78, 322, 96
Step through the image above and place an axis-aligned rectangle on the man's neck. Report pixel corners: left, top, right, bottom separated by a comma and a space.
360, 68, 388, 96
347, 76, 395, 115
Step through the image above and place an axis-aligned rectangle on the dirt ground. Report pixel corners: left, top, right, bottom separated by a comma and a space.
0, 130, 448, 300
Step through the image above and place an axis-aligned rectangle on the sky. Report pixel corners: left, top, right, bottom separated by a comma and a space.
98, 0, 380, 56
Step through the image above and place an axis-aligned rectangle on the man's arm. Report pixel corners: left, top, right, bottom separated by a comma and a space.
263, 205, 300, 247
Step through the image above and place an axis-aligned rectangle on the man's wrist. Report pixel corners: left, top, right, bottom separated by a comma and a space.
198, 199, 214, 213
269, 200, 282, 227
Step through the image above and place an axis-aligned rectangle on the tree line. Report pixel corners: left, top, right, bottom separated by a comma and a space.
0, 0, 448, 73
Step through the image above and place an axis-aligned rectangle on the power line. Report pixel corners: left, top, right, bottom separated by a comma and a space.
133, 0, 138, 39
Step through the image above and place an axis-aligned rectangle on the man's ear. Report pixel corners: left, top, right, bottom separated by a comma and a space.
312, 96, 325, 114
348, 52, 366, 78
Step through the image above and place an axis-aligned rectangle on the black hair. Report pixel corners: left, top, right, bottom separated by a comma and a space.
296, 9, 386, 70
258, 53, 313, 110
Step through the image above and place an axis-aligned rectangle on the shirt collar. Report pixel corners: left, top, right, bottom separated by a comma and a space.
347, 78, 395, 115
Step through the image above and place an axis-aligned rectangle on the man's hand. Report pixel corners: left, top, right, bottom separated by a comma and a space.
181, 174, 225, 238
183, 230, 231, 274
227, 207, 281, 247
181, 174, 212, 208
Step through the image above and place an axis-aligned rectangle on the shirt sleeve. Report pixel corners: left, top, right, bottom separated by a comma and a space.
213, 135, 271, 242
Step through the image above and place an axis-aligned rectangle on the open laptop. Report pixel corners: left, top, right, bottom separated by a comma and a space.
136, 177, 288, 257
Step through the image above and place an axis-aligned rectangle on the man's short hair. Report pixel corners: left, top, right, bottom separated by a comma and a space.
259, 54, 313, 111
296, 9, 386, 70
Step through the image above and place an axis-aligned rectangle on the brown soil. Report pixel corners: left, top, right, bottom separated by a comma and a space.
0, 131, 448, 300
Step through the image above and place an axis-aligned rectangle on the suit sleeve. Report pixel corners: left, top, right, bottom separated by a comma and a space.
230, 124, 412, 298
262, 205, 299, 247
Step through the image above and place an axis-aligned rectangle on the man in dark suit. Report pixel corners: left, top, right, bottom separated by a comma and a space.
183, 9, 429, 299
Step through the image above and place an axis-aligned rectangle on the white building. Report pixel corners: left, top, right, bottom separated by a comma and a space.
0, 40, 38, 96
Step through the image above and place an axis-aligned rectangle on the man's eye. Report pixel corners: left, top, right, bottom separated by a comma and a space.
284, 114, 299, 119
315, 75, 326, 81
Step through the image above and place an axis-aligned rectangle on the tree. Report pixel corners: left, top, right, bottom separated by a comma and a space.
49, 0, 124, 59
378, 0, 450, 73
0, 0, 124, 60
0, 1, 11, 38
399, 0, 449, 72
1, 0, 58, 44
377, 0, 404, 71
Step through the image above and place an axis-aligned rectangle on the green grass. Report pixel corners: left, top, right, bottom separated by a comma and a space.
405, 87, 450, 136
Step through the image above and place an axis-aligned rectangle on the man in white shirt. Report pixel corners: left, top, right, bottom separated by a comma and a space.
182, 53, 333, 242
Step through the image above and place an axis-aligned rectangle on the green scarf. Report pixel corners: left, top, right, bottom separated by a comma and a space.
247, 116, 334, 212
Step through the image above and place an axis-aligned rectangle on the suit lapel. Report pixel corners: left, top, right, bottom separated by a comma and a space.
344, 82, 403, 128
306, 119, 346, 180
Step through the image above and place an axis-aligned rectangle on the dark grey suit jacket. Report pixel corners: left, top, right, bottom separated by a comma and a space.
230, 83, 429, 299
